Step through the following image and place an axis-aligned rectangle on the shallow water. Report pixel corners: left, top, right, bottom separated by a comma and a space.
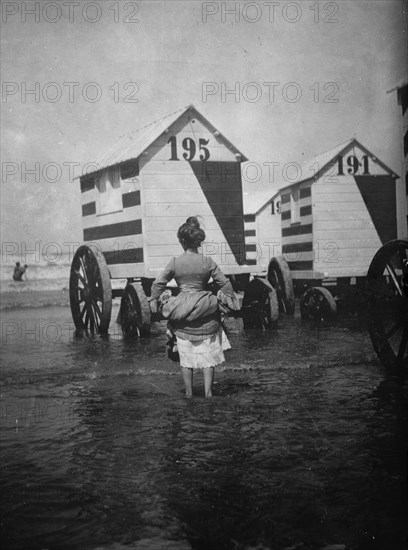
1, 303, 407, 550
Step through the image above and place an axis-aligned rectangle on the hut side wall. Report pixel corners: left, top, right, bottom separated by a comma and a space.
80, 166, 146, 279
312, 171, 395, 277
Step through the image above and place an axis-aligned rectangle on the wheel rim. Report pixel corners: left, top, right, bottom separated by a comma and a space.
301, 287, 336, 322
367, 240, 408, 369
267, 257, 295, 314
120, 283, 151, 338
242, 279, 279, 329
121, 286, 141, 338
69, 245, 112, 333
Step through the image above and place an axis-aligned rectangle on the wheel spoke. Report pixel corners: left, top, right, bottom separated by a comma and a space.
398, 244, 408, 267
385, 262, 403, 296
92, 300, 102, 319
91, 304, 100, 327
80, 304, 87, 320
89, 306, 96, 331
76, 272, 87, 287
79, 256, 89, 285
397, 326, 408, 362
84, 308, 90, 328
385, 321, 403, 340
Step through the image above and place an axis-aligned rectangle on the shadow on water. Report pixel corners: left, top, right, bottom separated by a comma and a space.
1, 308, 407, 549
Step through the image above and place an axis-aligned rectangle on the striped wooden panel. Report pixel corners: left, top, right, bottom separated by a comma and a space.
103, 247, 144, 264
285, 250, 314, 262
122, 190, 140, 208
83, 220, 142, 241
288, 260, 313, 271
282, 242, 313, 253
300, 205, 312, 217
243, 215, 258, 263
81, 205, 142, 230
80, 175, 95, 193
282, 233, 314, 246
82, 201, 96, 217
299, 187, 311, 199
282, 224, 313, 237
282, 215, 313, 228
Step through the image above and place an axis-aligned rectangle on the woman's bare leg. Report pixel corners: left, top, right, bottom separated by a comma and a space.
204, 367, 214, 397
181, 367, 193, 398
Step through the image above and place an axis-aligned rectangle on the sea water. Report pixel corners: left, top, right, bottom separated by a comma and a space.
1, 288, 407, 549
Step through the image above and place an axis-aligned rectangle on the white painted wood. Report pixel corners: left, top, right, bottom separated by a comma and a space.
108, 264, 147, 279
284, 250, 314, 262
139, 114, 238, 166
313, 173, 382, 275
84, 234, 143, 252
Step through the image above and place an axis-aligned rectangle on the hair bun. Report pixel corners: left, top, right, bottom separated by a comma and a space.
185, 216, 199, 229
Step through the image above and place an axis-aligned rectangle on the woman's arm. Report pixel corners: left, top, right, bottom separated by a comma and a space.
150, 258, 176, 300
207, 257, 234, 296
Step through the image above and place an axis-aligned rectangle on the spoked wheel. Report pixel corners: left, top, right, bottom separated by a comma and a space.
119, 282, 151, 338
242, 278, 279, 329
300, 286, 337, 322
267, 256, 295, 314
367, 239, 408, 370
70, 245, 112, 333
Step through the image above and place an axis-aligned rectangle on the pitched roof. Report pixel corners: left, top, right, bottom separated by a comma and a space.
277, 137, 399, 194
79, 104, 248, 179
243, 188, 281, 215
386, 80, 408, 93
243, 137, 399, 215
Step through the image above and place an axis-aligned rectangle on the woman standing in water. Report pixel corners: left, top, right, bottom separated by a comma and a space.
150, 217, 237, 398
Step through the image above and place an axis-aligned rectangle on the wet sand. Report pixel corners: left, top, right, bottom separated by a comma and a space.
1, 303, 407, 549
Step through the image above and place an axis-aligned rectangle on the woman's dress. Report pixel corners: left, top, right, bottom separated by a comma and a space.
150, 251, 237, 369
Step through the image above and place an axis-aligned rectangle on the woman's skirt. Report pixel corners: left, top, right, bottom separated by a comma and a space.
176, 328, 231, 369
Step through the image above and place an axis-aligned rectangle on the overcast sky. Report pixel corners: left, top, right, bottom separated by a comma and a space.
1, 0, 407, 251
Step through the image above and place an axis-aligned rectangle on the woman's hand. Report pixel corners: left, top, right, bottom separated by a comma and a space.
149, 298, 158, 314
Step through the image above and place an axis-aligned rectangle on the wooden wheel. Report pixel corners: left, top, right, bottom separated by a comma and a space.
367, 239, 408, 370
119, 282, 151, 338
300, 286, 336, 322
69, 245, 112, 333
242, 278, 279, 329
267, 256, 295, 314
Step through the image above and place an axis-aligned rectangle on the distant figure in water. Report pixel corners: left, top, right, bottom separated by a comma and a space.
150, 216, 238, 398
12, 262, 27, 281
